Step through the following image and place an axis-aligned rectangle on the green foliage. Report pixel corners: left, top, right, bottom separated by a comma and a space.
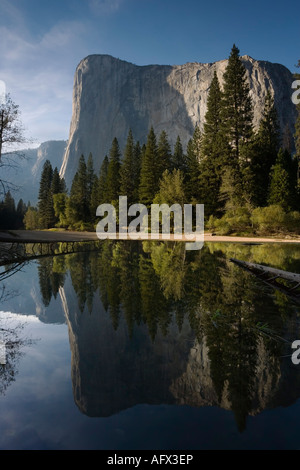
219, 166, 245, 213
139, 126, 159, 206
157, 130, 172, 176
53, 193, 68, 228
221, 44, 253, 161
172, 135, 187, 172
106, 138, 121, 203
242, 91, 281, 207
67, 155, 90, 227
207, 207, 251, 235
38, 159, 55, 229
0, 191, 27, 229
251, 205, 287, 232
96, 155, 109, 205
23, 206, 39, 230
185, 138, 200, 202
250, 205, 300, 235
268, 148, 298, 211
120, 129, 137, 204
153, 169, 186, 207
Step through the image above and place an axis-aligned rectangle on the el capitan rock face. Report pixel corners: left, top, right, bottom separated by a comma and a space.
60, 54, 296, 189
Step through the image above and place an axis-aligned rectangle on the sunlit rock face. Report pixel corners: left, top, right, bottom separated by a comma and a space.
60, 53, 296, 189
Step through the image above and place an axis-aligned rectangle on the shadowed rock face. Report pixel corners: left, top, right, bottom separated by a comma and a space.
2, 140, 67, 203
60, 54, 296, 189
59, 274, 300, 423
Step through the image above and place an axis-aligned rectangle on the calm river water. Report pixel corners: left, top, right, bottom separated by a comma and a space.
0, 240, 300, 450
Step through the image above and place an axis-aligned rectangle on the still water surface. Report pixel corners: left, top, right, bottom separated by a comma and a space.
0, 240, 300, 450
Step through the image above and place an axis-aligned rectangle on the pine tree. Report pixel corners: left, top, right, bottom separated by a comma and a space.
268, 148, 298, 211
139, 127, 159, 206
77, 154, 89, 219
0, 191, 16, 229
106, 138, 121, 203
120, 129, 136, 204
202, 71, 229, 168
185, 137, 200, 202
242, 90, 281, 207
51, 167, 62, 195
282, 123, 293, 154
87, 153, 96, 204
157, 130, 172, 176
268, 165, 293, 211
172, 135, 187, 172
133, 141, 142, 202
98, 155, 109, 204
38, 160, 54, 229
198, 71, 230, 214
221, 44, 253, 163
16, 198, 27, 228
219, 167, 244, 214
67, 155, 89, 225
90, 174, 99, 223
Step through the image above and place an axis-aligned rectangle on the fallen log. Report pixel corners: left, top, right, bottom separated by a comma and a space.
230, 258, 300, 303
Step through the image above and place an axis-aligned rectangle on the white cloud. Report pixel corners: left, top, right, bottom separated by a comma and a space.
0, 19, 90, 146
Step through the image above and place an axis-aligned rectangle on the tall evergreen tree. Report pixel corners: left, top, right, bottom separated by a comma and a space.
51, 167, 62, 195
172, 135, 187, 172
133, 141, 142, 202
268, 148, 298, 211
201, 71, 229, 167
90, 174, 99, 223
0, 191, 16, 229
106, 138, 121, 203
185, 137, 200, 203
221, 44, 253, 163
98, 155, 109, 204
120, 129, 136, 204
157, 130, 172, 176
16, 198, 27, 228
86, 153, 96, 204
282, 123, 294, 154
198, 71, 230, 214
242, 90, 281, 207
38, 160, 54, 228
67, 155, 89, 224
139, 127, 159, 206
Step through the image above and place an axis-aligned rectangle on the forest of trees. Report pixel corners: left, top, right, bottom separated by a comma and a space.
22, 46, 300, 234
0, 192, 27, 230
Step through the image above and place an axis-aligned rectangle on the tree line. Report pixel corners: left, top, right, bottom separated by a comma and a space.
26, 45, 300, 234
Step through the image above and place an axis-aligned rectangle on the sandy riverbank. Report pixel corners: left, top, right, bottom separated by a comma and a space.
0, 230, 300, 244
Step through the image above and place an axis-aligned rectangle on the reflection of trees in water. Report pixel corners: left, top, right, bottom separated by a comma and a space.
38, 256, 67, 307
0, 260, 35, 397
36, 241, 300, 430
0, 315, 34, 396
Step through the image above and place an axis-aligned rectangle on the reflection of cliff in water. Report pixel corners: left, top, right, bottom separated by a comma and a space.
40, 241, 300, 430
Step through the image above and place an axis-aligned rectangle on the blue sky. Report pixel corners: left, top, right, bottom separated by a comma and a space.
0, 0, 299, 147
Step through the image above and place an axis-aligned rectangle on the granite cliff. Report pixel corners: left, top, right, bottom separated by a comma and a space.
2, 140, 67, 203
60, 54, 296, 189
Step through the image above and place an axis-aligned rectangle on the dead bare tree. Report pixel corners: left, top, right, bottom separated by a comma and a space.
0, 93, 28, 196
